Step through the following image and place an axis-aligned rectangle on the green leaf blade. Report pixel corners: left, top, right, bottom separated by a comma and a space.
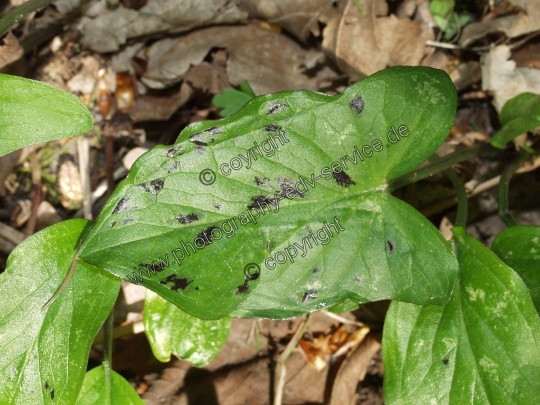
143, 290, 230, 366
76, 366, 144, 405
491, 225, 540, 313
79, 66, 458, 319
0, 219, 120, 404
491, 92, 540, 149
383, 228, 540, 405
0, 74, 93, 157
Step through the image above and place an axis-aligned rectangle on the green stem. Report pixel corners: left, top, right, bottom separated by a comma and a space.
0, 0, 54, 38
102, 311, 114, 405
387, 145, 484, 192
498, 150, 531, 227
443, 168, 468, 227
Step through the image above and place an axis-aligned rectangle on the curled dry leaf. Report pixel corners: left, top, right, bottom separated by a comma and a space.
142, 24, 318, 94
129, 82, 193, 122
481, 45, 540, 112
80, 0, 247, 53
0, 32, 23, 69
460, 0, 540, 47
237, 0, 333, 41
298, 325, 370, 370
325, 0, 434, 79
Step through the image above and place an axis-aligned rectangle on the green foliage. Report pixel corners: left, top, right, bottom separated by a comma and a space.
143, 290, 231, 366
492, 225, 540, 313
0, 73, 93, 157
78, 66, 458, 319
76, 366, 144, 405
212, 81, 256, 117
383, 228, 540, 404
0, 219, 120, 404
491, 92, 540, 149
1, 65, 538, 404
430, 0, 470, 40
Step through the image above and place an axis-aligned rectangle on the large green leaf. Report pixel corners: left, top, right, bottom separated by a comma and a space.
0, 219, 120, 405
79, 66, 458, 319
75, 366, 144, 405
144, 290, 230, 366
382, 228, 540, 404
491, 225, 540, 313
491, 92, 540, 149
0, 73, 93, 157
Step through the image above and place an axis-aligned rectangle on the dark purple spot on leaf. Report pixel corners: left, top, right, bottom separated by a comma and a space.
265, 124, 281, 131
386, 240, 395, 253
302, 289, 317, 304
443, 359, 449, 365
112, 197, 136, 214
160, 274, 193, 291
51, 390, 55, 400
349, 96, 364, 114
267, 100, 286, 115
248, 195, 275, 210
197, 226, 217, 247
236, 279, 250, 295
333, 171, 356, 187
312, 268, 321, 273
177, 213, 199, 224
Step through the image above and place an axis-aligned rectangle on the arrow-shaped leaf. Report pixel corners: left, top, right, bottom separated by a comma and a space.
79, 66, 458, 319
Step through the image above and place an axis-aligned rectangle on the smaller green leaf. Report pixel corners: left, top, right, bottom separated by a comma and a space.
491, 225, 540, 313
0, 73, 93, 157
76, 366, 144, 405
383, 227, 540, 405
491, 92, 540, 149
212, 81, 255, 117
143, 290, 230, 366
430, 0, 455, 19
0, 219, 120, 404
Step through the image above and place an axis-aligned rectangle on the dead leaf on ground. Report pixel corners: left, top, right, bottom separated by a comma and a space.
130, 82, 193, 122
237, 0, 333, 41
0, 32, 23, 70
329, 335, 382, 405
481, 45, 540, 112
80, 0, 247, 53
142, 24, 320, 94
324, 0, 434, 79
460, 0, 540, 47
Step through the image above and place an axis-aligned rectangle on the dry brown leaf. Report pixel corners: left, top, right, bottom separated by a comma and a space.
237, 0, 333, 40
329, 0, 434, 79
80, 0, 247, 53
329, 336, 381, 405
298, 325, 370, 370
460, 0, 540, 47
142, 25, 318, 94
0, 32, 23, 69
481, 45, 540, 112
129, 82, 193, 122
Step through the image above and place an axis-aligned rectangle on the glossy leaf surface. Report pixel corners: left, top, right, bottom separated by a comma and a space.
0, 219, 120, 404
76, 366, 144, 405
144, 290, 230, 366
491, 92, 540, 149
383, 228, 540, 404
492, 225, 540, 312
79, 66, 458, 319
0, 73, 93, 156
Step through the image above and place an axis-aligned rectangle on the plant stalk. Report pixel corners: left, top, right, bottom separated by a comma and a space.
0, 0, 54, 38
387, 145, 484, 192
498, 150, 532, 227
